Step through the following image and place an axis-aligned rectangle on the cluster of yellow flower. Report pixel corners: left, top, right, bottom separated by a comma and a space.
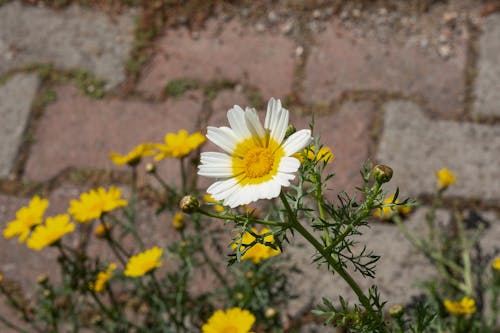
233, 227, 281, 264
444, 296, 476, 315
109, 130, 206, 167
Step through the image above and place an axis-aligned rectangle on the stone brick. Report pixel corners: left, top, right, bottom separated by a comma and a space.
138, 20, 296, 99
286, 207, 444, 318
24, 85, 204, 183
376, 101, 500, 201
473, 13, 500, 117
303, 22, 466, 116
0, 2, 135, 90
0, 74, 40, 178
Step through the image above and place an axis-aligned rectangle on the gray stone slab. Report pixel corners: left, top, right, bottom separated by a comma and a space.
377, 101, 500, 201
0, 73, 40, 178
474, 13, 500, 117
286, 207, 444, 318
0, 2, 135, 90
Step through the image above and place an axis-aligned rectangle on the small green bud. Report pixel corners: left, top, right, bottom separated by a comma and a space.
179, 195, 199, 214
373, 164, 393, 184
284, 124, 296, 139
265, 307, 277, 318
37, 274, 49, 285
145, 163, 156, 174
389, 304, 404, 318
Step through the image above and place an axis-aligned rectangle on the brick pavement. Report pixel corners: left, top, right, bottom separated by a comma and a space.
0, 1, 499, 331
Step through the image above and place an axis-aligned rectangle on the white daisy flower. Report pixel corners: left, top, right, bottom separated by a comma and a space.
198, 98, 312, 208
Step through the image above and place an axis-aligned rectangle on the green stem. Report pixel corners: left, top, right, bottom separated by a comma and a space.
198, 208, 285, 227
314, 173, 331, 247
456, 212, 473, 296
279, 192, 386, 331
393, 216, 464, 276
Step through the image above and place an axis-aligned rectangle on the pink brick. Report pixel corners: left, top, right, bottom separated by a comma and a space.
303, 21, 466, 116
138, 20, 297, 99
25, 85, 205, 183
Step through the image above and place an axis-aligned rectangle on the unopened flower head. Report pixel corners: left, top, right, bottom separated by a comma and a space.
109, 143, 155, 167
389, 304, 404, 318
436, 168, 456, 190
179, 195, 199, 214
69, 186, 127, 223
3, 196, 49, 243
26, 214, 75, 251
373, 164, 393, 184
203, 194, 224, 212
202, 307, 255, 333
233, 227, 281, 264
94, 223, 111, 238
155, 130, 205, 160
444, 296, 476, 315
124, 246, 163, 278
198, 98, 312, 208
172, 212, 185, 231
90, 263, 117, 292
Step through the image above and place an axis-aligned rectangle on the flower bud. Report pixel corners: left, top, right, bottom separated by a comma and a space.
172, 213, 185, 231
94, 223, 111, 239
145, 163, 156, 174
389, 304, 404, 318
265, 307, 277, 318
179, 195, 199, 213
373, 164, 393, 184
37, 274, 49, 285
236, 292, 244, 301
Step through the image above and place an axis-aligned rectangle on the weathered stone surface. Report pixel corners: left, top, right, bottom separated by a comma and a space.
0, 2, 135, 90
138, 20, 296, 99
24, 85, 204, 182
303, 22, 466, 116
473, 13, 500, 117
376, 101, 500, 200
286, 207, 444, 317
0, 74, 40, 178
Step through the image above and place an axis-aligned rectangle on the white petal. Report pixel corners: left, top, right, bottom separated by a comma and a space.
264, 98, 289, 144
200, 152, 232, 166
244, 107, 266, 138
264, 98, 281, 129
227, 106, 251, 139
206, 126, 238, 154
275, 172, 295, 187
223, 180, 282, 208
278, 157, 300, 173
208, 178, 241, 201
198, 166, 234, 178
282, 129, 312, 156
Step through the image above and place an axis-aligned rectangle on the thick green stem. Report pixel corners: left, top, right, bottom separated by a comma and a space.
279, 192, 386, 331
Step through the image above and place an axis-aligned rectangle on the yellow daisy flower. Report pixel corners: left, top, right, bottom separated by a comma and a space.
198, 98, 312, 208
493, 257, 500, 271
26, 214, 75, 251
68, 186, 128, 223
0, 272, 2, 283
233, 227, 281, 264
124, 246, 163, 278
3, 196, 49, 243
203, 194, 225, 212
436, 168, 456, 190
155, 129, 206, 160
444, 296, 476, 315
90, 263, 117, 292
373, 194, 412, 220
296, 145, 335, 164
109, 143, 155, 167
202, 307, 255, 333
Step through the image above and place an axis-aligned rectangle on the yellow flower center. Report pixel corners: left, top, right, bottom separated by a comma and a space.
243, 147, 274, 178
222, 326, 238, 333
